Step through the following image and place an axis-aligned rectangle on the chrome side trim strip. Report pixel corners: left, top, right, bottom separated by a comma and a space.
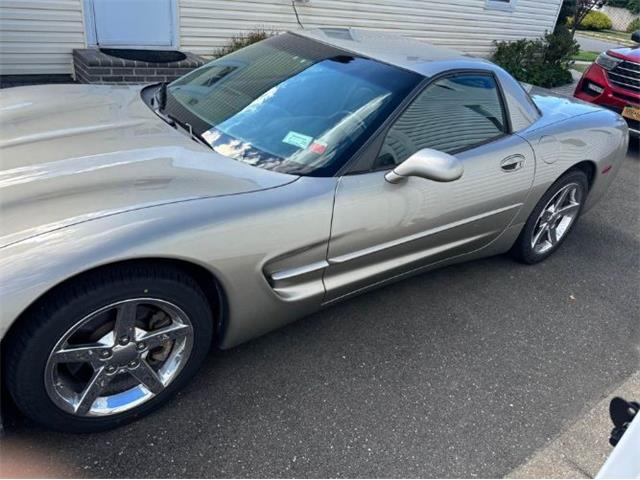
329, 203, 522, 265
323, 232, 495, 306
270, 260, 329, 282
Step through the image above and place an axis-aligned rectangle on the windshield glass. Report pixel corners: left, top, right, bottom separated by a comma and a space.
165, 33, 421, 176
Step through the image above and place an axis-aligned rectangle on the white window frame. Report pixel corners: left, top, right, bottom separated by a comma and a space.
485, 0, 518, 11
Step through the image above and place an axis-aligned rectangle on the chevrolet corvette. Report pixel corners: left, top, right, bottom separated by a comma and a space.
0, 28, 628, 432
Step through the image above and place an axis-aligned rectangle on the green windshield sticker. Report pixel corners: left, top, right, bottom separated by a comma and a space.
283, 131, 313, 149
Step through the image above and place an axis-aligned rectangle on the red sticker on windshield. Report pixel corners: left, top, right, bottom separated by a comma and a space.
309, 142, 327, 154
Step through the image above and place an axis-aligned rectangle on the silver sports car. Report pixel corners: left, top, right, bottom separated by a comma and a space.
0, 29, 628, 432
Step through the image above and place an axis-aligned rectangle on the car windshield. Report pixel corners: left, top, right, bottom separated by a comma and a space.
165, 33, 421, 176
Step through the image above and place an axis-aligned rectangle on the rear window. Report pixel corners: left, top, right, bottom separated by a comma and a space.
166, 34, 421, 176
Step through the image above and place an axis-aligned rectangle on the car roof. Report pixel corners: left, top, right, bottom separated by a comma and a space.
292, 28, 540, 132
294, 27, 494, 77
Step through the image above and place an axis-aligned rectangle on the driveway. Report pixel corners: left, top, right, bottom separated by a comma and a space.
1, 147, 639, 478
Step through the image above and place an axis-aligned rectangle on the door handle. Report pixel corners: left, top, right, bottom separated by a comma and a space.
501, 155, 525, 172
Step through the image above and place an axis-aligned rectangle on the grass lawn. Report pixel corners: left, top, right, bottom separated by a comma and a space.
572, 63, 590, 74
577, 29, 636, 46
571, 50, 597, 75
573, 50, 599, 62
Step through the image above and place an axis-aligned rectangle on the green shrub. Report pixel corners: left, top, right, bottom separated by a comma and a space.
492, 26, 579, 88
573, 11, 613, 30
627, 17, 640, 32
214, 29, 273, 58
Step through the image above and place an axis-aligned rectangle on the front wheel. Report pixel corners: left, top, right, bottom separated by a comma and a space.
511, 170, 589, 264
3, 265, 213, 433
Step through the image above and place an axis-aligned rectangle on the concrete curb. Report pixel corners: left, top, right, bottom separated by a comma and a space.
507, 371, 640, 479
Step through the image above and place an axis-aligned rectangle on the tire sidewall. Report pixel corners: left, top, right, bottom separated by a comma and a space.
516, 170, 589, 264
8, 274, 212, 433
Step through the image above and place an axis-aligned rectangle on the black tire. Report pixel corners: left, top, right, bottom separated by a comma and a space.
2, 264, 213, 433
511, 169, 589, 264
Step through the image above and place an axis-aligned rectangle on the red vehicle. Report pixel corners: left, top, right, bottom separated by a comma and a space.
574, 31, 640, 136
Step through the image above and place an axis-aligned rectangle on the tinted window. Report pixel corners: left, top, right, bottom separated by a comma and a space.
165, 34, 421, 176
376, 74, 508, 167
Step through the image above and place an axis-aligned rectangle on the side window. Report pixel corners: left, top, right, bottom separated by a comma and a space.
376, 73, 508, 168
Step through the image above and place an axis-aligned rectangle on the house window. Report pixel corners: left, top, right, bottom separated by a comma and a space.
486, 0, 517, 11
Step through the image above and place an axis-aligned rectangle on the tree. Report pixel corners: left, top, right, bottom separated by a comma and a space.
605, 0, 640, 13
558, 0, 576, 26
624, 0, 640, 14
564, 0, 606, 37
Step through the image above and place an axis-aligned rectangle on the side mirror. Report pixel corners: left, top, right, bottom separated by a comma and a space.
385, 148, 464, 184
632, 30, 640, 44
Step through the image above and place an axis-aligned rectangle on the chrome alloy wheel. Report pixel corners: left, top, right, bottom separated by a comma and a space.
44, 298, 193, 417
531, 183, 582, 255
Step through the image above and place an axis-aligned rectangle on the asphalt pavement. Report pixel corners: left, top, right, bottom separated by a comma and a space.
576, 33, 623, 53
1, 147, 638, 478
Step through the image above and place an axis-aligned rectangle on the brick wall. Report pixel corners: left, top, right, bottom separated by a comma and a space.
73, 49, 205, 85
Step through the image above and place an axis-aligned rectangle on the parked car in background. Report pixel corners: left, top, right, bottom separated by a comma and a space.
575, 31, 640, 136
0, 28, 629, 433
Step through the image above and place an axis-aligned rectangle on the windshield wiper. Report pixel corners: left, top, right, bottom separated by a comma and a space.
152, 83, 212, 150
165, 111, 212, 150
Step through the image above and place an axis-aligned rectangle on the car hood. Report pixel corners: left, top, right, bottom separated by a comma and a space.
0, 84, 297, 247
609, 46, 639, 62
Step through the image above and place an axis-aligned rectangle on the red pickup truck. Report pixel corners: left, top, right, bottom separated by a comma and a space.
574, 31, 640, 136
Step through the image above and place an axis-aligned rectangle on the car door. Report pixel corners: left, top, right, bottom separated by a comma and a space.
323, 71, 536, 302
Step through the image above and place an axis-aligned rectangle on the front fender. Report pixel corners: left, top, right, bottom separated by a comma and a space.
0, 177, 337, 348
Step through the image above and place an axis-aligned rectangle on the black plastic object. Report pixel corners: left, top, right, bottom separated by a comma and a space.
608, 397, 639, 446
99, 48, 186, 64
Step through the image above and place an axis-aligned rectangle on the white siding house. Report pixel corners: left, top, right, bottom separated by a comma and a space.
0, 0, 563, 76
0, 0, 86, 75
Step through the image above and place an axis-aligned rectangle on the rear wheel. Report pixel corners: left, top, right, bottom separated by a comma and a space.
3, 265, 213, 433
511, 170, 589, 264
